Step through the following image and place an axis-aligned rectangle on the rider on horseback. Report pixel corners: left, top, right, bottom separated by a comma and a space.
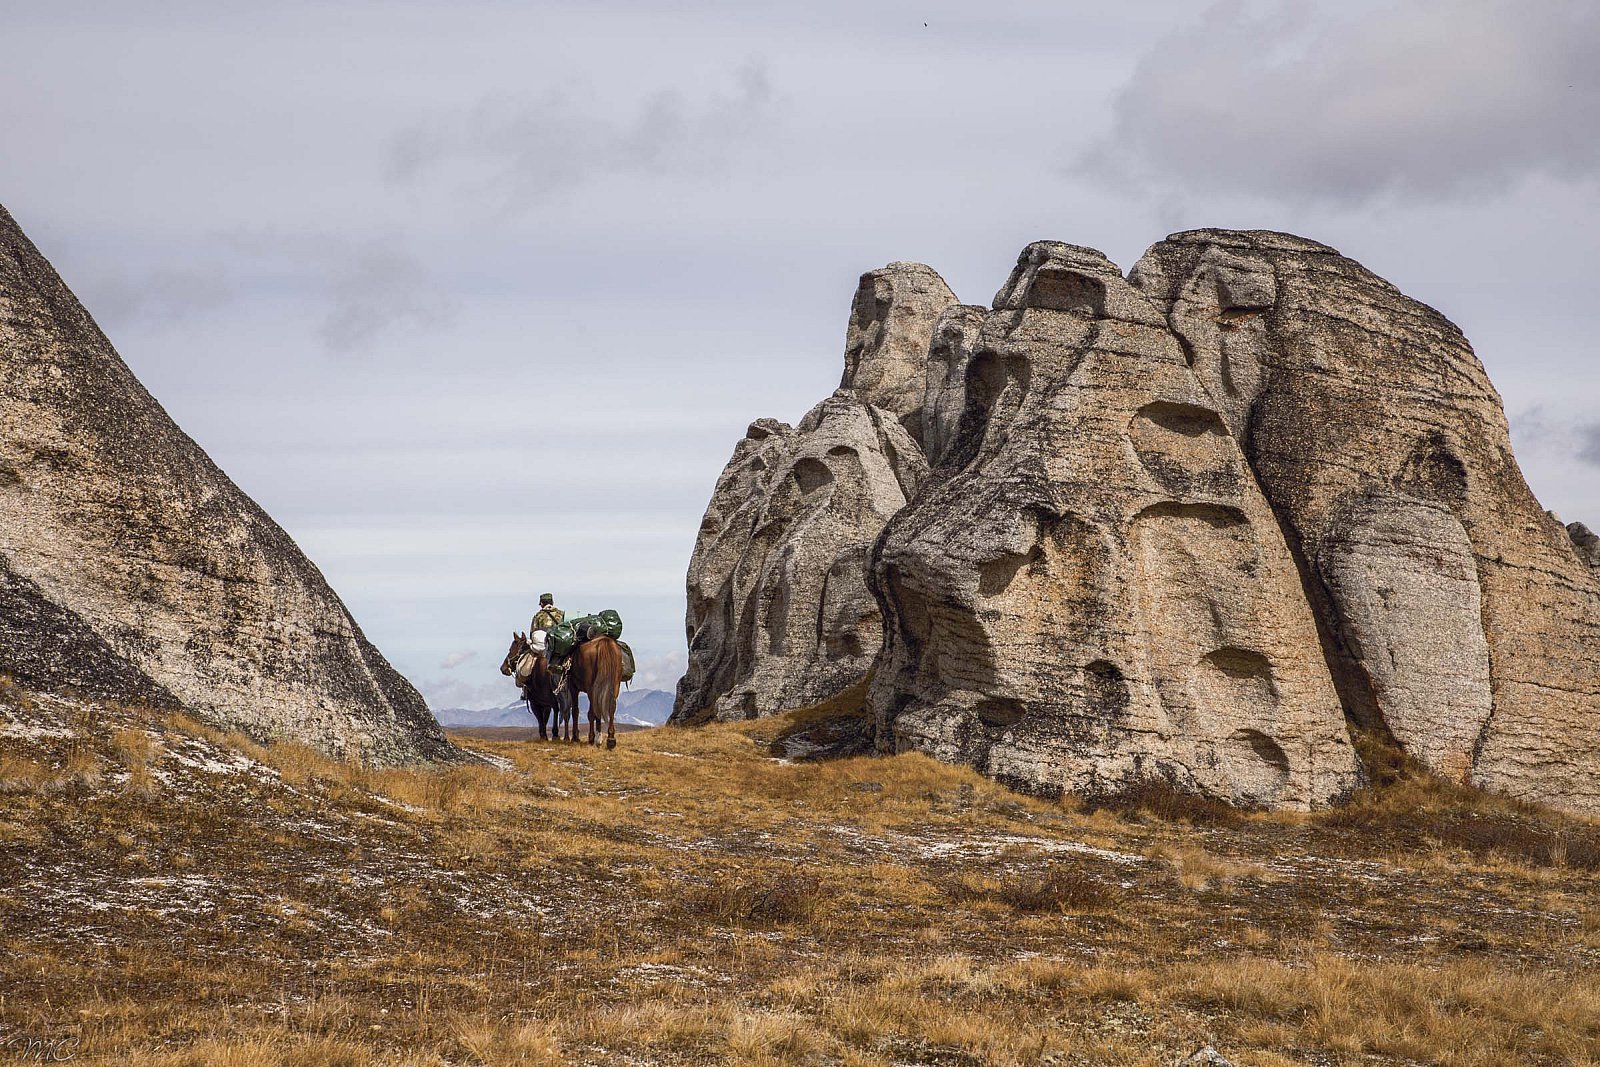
530, 592, 564, 636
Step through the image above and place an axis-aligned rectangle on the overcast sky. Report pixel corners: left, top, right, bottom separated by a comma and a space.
3, 0, 1596, 711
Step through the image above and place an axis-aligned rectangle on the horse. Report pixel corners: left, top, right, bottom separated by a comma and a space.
566, 635, 625, 749
499, 632, 574, 741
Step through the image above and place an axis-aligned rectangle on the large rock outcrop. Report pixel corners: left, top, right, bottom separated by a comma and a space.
673, 263, 953, 723
0, 204, 453, 763
678, 230, 1600, 813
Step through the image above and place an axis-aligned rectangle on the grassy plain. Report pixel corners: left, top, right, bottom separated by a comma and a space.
1, 681, 1597, 1065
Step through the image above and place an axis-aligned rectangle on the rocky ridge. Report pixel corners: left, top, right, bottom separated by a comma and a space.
0, 204, 452, 763
678, 230, 1600, 814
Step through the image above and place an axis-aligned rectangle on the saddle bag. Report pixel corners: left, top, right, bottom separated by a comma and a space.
514, 650, 537, 686
618, 640, 636, 684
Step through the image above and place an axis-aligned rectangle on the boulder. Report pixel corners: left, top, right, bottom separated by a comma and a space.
840, 262, 959, 448
869, 242, 1361, 808
1570, 522, 1600, 573
0, 204, 453, 763
1131, 229, 1600, 811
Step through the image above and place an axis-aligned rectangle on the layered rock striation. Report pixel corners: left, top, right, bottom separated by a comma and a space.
0, 204, 453, 763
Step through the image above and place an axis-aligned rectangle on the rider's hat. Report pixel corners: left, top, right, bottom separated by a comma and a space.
539, 592, 554, 605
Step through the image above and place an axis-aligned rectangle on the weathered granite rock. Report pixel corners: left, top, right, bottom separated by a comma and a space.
673, 392, 927, 723
681, 231, 1600, 814
0, 204, 453, 763
1570, 522, 1600, 573
869, 242, 1361, 808
922, 304, 987, 468
1131, 229, 1600, 811
840, 262, 958, 448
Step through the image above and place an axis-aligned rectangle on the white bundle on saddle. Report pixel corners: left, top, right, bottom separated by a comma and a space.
514, 630, 548, 686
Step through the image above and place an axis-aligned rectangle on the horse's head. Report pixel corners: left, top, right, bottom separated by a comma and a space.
500, 632, 528, 676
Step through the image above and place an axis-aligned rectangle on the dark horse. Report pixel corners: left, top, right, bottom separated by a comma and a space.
568, 635, 625, 750
499, 633, 577, 741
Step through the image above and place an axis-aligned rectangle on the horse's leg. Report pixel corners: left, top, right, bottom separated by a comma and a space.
586, 681, 598, 746
571, 687, 580, 742
604, 678, 618, 751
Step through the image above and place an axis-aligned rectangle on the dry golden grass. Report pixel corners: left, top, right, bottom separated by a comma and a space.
2, 687, 1598, 1065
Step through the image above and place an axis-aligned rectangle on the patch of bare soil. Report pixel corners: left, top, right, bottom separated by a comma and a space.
1, 678, 1597, 1066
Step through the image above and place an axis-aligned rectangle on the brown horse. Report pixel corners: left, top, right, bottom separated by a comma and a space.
499, 633, 575, 741
567, 635, 625, 749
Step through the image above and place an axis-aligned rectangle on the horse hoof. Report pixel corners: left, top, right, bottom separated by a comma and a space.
606, 737, 616, 751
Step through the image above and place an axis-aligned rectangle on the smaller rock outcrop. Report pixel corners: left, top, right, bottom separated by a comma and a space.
674, 394, 927, 723
676, 229, 1600, 816
673, 262, 955, 724
0, 204, 453, 764
1570, 522, 1600, 573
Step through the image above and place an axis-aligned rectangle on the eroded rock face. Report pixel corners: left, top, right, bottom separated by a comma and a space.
673, 263, 954, 724
1570, 522, 1600, 574
681, 231, 1600, 814
922, 304, 987, 468
673, 393, 927, 723
0, 205, 453, 764
869, 242, 1361, 808
841, 263, 959, 448
1131, 229, 1600, 811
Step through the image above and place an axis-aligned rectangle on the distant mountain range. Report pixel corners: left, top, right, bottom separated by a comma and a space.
432, 688, 674, 728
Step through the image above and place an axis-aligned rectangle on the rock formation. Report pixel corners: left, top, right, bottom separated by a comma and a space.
0, 204, 453, 763
673, 263, 952, 723
840, 263, 959, 449
868, 242, 1361, 808
1126, 230, 1600, 811
679, 228, 1600, 814
1570, 522, 1600, 574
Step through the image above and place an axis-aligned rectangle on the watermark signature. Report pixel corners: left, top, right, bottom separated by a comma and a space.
1, 1035, 78, 1063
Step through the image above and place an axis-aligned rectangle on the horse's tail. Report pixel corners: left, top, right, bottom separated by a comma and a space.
591, 637, 624, 725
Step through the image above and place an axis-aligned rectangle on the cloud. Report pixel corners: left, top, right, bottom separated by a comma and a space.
1079, 0, 1600, 207
417, 675, 512, 713
79, 263, 233, 328
440, 650, 478, 670
318, 238, 457, 352
386, 63, 774, 214
223, 229, 457, 353
1509, 407, 1600, 469
1580, 424, 1600, 467
631, 649, 686, 692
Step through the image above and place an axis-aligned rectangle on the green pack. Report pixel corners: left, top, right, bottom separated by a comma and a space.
567, 610, 623, 642
546, 610, 625, 664
545, 620, 579, 661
